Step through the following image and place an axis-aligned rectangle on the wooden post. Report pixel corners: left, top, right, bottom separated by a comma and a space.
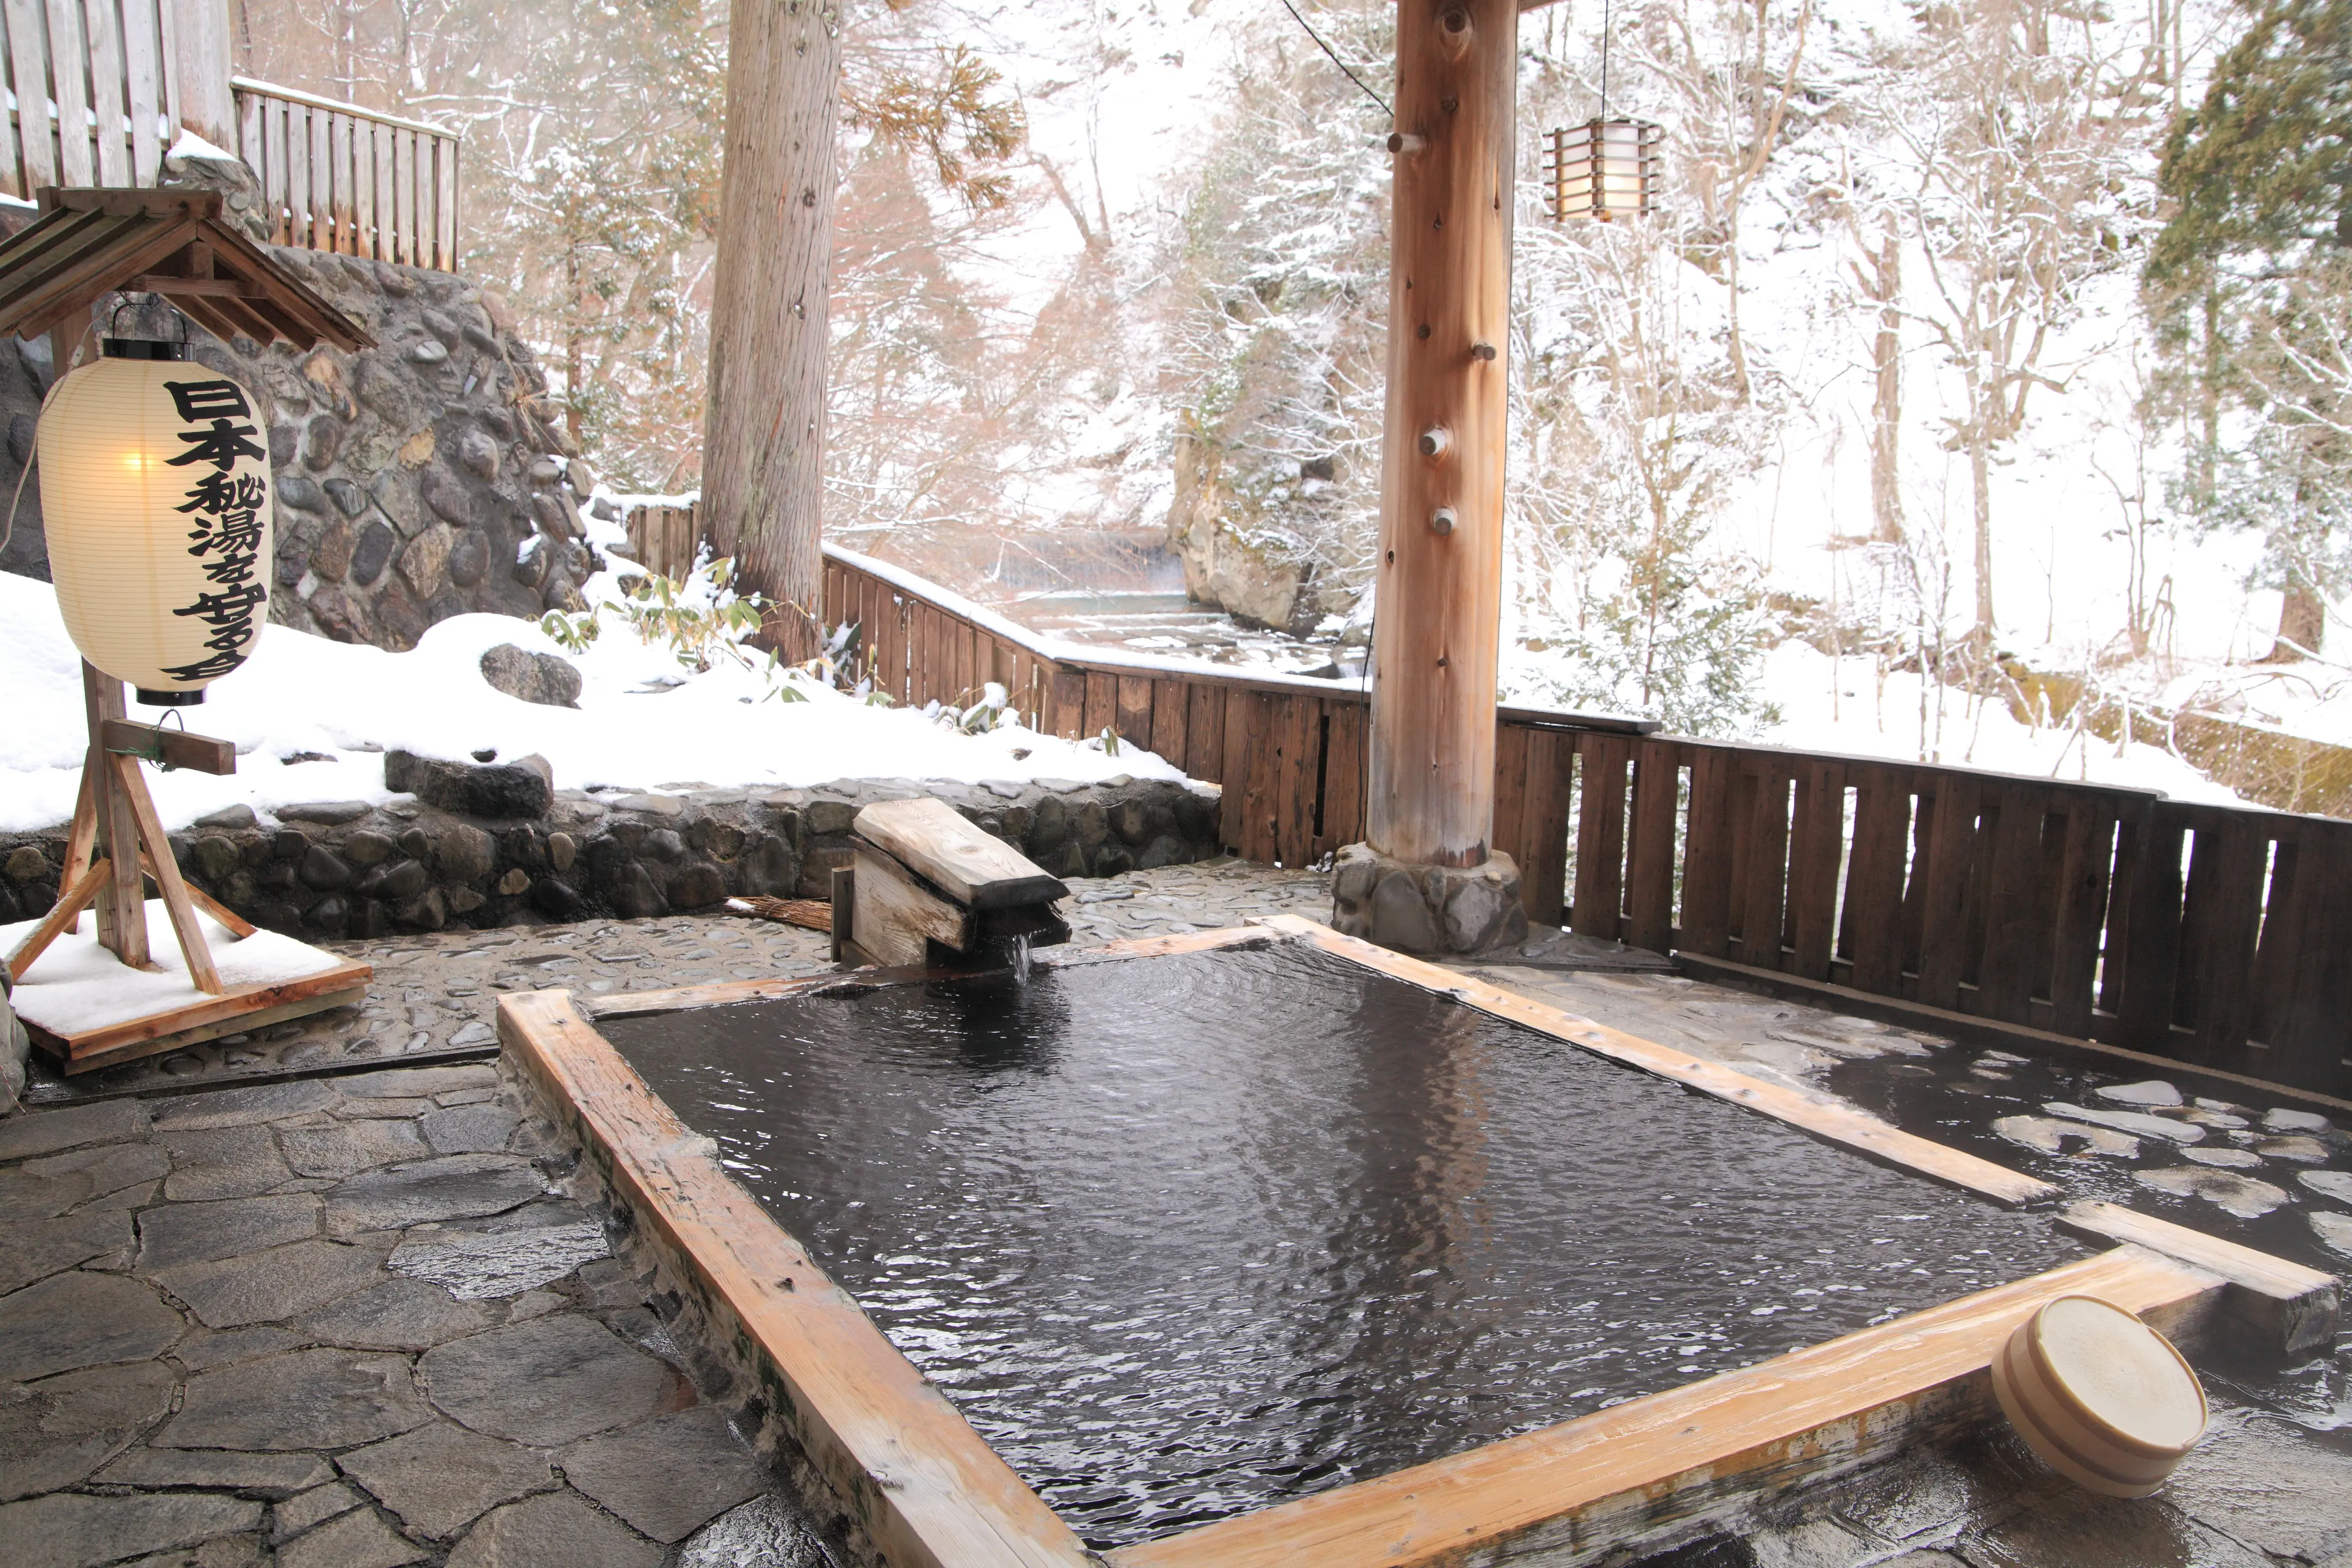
170, 0, 238, 152
1366, 0, 1518, 869
81, 664, 151, 970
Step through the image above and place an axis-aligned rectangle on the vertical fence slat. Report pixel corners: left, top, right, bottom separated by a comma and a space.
1278, 697, 1318, 866
307, 99, 331, 249
1571, 735, 1630, 941
1842, 767, 1911, 992
1622, 739, 1679, 954
2176, 813, 2266, 1065
2048, 798, 2117, 1039
120, 0, 156, 181
1975, 785, 2051, 1024
1678, 747, 1734, 957
1186, 682, 1223, 783
230, 69, 259, 192
1319, 700, 1365, 860
1522, 729, 1574, 928
1786, 760, 1846, 982
1735, 761, 1791, 969
86, 0, 125, 183
1152, 678, 1188, 767
45, 0, 90, 184
1912, 776, 1982, 1009
1491, 721, 1531, 877
6, 0, 55, 190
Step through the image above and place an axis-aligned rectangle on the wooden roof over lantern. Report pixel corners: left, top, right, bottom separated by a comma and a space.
0, 187, 373, 352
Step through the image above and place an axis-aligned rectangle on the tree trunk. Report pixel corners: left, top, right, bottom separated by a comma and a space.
2269, 569, 2326, 661
1969, 416, 1996, 645
1867, 221, 1903, 544
702, 0, 842, 661
1366, 0, 1517, 868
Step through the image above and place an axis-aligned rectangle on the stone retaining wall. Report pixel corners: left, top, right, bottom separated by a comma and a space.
0, 759, 1226, 942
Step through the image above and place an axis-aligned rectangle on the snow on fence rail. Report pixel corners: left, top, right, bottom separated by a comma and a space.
627, 503, 2352, 1097
231, 77, 458, 270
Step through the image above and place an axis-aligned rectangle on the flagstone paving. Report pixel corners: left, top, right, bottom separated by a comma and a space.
1, 860, 2346, 1566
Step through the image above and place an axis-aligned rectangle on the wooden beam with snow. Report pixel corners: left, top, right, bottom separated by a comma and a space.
852, 797, 1068, 912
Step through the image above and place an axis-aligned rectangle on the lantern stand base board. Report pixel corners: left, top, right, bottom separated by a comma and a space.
0, 662, 373, 1075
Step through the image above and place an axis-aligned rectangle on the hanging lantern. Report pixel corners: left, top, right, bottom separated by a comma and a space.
38, 340, 274, 707
1544, 118, 1662, 223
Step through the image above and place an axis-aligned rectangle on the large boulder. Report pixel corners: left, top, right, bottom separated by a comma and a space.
479, 645, 583, 709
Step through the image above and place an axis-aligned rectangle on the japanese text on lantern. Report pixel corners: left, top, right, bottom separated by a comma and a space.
163, 379, 269, 683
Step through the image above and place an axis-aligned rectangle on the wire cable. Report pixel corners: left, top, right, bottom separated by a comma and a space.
1276, 0, 1392, 118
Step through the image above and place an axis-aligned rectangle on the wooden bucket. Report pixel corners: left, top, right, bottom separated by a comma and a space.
1990, 1294, 2208, 1497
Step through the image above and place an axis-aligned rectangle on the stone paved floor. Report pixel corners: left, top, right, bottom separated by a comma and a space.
5, 861, 2349, 1567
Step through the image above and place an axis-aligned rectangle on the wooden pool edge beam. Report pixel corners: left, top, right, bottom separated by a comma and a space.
495, 988, 1097, 1568
1105, 1246, 2247, 1568
1254, 915, 2059, 1209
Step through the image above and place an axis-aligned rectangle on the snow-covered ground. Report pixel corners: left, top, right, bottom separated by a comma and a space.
0, 569, 1183, 836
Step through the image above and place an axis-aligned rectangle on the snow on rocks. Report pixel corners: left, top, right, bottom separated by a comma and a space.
2092, 1080, 2182, 1107
2309, 1212, 2352, 1259
2263, 1108, 2334, 1135
2041, 1102, 2204, 1144
1993, 1115, 2138, 1159
2299, 1171, 2352, 1207
2252, 1136, 2333, 1165
2133, 1166, 2292, 1220
2180, 1147, 2265, 1170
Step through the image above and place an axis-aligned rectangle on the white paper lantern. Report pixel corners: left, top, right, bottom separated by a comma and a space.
38, 340, 274, 706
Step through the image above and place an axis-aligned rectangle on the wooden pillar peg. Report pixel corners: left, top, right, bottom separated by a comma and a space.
1367, 0, 1518, 869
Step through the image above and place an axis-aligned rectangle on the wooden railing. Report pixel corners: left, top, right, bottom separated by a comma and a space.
0, 0, 178, 195
232, 77, 458, 270
806, 542, 2352, 1098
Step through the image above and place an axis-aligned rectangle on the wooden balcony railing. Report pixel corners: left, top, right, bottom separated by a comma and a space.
232, 78, 458, 270
624, 510, 2350, 1098
0, 0, 179, 195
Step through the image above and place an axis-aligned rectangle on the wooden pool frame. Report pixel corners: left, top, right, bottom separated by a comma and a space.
496, 914, 2340, 1568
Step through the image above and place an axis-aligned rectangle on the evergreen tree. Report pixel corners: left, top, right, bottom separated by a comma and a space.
2150, 0, 2352, 657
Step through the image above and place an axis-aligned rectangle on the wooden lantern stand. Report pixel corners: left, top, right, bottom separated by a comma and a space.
0, 185, 376, 1074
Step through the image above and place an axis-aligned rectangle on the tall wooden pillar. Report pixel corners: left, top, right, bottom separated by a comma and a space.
1367, 0, 1517, 869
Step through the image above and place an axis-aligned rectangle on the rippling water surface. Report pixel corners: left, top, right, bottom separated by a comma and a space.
603, 940, 2081, 1547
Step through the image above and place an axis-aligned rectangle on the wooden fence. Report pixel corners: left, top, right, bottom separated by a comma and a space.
0, 0, 178, 195
624, 517, 2349, 1097
232, 77, 458, 270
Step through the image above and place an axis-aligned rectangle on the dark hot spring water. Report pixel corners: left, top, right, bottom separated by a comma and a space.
601, 939, 2081, 1548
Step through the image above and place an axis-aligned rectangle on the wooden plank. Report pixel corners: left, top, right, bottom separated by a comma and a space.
498, 990, 1094, 1568
1784, 760, 1845, 981
309, 97, 333, 250
2048, 799, 2117, 1039
1734, 760, 1791, 969
1261, 915, 2056, 1207
355, 112, 378, 258
1277, 696, 1318, 867
108, 752, 220, 994
1521, 728, 1574, 928
1912, 774, 1982, 1010
2057, 1200, 2337, 1358
1841, 767, 1911, 993
0, 3, 23, 194
45, 0, 91, 185
1187, 682, 1226, 784
1678, 746, 1734, 956
4, 855, 110, 979
87, 0, 128, 185
1236, 692, 1278, 864
1975, 784, 2050, 1025
1150, 677, 1187, 767
1490, 721, 1531, 872
331, 113, 356, 252
1116, 675, 1152, 751
2175, 812, 2266, 1065
5, 0, 54, 190
1109, 1248, 2215, 1568
1318, 699, 1365, 857
851, 843, 973, 962
1622, 739, 1678, 953
2113, 807, 2188, 1050
58, 757, 95, 898
145, 851, 257, 938
121, 0, 159, 183
2267, 824, 2352, 1095
1083, 670, 1116, 743
100, 717, 236, 774
37, 959, 372, 1066
852, 797, 1065, 912
1570, 735, 1629, 940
